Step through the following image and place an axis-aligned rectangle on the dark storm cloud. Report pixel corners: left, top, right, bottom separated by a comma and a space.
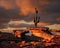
40, 13, 60, 24
0, 7, 21, 28
44, 2, 60, 13
41, 0, 60, 24
0, 7, 19, 23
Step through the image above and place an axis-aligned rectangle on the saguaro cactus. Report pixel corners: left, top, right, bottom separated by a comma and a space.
34, 8, 40, 28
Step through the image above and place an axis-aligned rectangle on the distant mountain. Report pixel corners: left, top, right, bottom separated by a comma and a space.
45, 24, 60, 30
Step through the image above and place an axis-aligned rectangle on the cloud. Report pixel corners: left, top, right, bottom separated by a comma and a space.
41, 0, 60, 24
10, 23, 34, 28
0, 0, 60, 15
44, 3, 60, 13
0, 0, 16, 9
0, 7, 20, 29
0, 0, 60, 28
46, 24, 60, 30
56, 17, 60, 21
7, 20, 34, 28
38, 22, 51, 27
0, 0, 49, 15
7, 20, 51, 28
16, 0, 35, 16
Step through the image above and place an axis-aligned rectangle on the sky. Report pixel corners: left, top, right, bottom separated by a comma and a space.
0, 0, 60, 28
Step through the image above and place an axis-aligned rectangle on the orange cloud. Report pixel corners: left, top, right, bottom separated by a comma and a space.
0, 0, 49, 15
16, 0, 35, 16
16, 0, 49, 16
0, 0, 15, 9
